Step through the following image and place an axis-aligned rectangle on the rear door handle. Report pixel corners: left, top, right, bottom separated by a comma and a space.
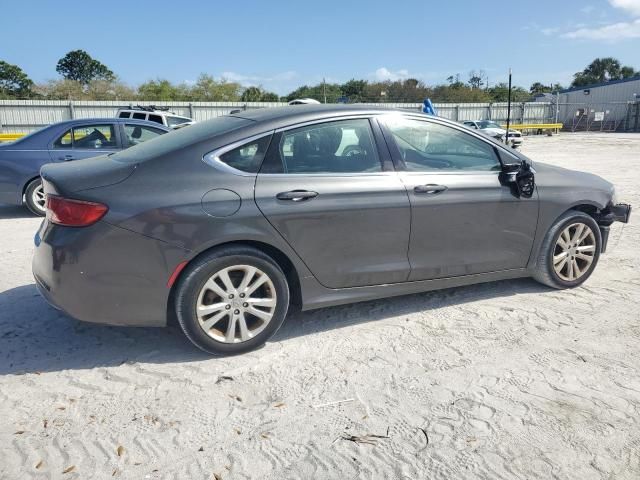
276, 190, 318, 202
58, 155, 74, 161
414, 184, 448, 194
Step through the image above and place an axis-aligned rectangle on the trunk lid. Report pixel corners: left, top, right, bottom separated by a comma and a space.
40, 154, 136, 197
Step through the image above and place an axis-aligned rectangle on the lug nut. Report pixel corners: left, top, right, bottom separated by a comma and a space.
234, 309, 240, 315
225, 305, 231, 310
239, 293, 245, 298
243, 302, 248, 308
229, 294, 234, 299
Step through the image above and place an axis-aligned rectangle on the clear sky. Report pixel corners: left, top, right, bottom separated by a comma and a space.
2, 0, 639, 94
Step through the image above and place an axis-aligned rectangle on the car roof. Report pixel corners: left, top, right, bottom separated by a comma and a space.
51, 118, 171, 129
230, 104, 474, 131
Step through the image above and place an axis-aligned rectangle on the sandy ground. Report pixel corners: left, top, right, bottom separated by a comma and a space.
0, 133, 639, 480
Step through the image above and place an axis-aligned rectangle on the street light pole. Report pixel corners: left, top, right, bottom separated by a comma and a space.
505, 68, 512, 146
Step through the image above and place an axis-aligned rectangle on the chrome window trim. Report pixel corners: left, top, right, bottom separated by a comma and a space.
274, 114, 377, 133
202, 131, 274, 177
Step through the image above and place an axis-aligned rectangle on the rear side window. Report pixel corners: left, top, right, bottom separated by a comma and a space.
118, 112, 130, 118
272, 119, 381, 174
124, 124, 165, 146
217, 135, 272, 173
132, 113, 146, 120
53, 129, 72, 148
148, 114, 163, 125
167, 116, 190, 127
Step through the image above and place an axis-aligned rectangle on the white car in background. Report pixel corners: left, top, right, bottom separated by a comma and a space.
117, 106, 194, 129
463, 120, 523, 148
288, 98, 322, 105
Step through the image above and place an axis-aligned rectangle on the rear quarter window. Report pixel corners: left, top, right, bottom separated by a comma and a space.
111, 116, 252, 164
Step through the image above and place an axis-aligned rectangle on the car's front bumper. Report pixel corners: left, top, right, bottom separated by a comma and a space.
598, 203, 632, 253
32, 219, 188, 327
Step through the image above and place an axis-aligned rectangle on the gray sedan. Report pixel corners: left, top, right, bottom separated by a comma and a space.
33, 105, 631, 355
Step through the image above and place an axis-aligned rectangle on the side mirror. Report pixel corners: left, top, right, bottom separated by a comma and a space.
499, 158, 535, 198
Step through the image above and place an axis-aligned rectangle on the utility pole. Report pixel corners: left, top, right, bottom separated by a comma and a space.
554, 83, 560, 129
323, 77, 327, 104
505, 68, 512, 146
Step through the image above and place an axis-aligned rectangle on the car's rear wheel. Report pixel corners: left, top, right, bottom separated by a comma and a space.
533, 210, 601, 288
25, 178, 46, 216
175, 246, 290, 355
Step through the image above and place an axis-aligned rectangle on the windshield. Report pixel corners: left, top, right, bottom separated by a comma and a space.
111, 116, 251, 164
477, 121, 502, 129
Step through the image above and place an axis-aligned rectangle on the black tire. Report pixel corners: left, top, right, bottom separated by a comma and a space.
532, 210, 601, 289
175, 246, 290, 355
24, 178, 46, 216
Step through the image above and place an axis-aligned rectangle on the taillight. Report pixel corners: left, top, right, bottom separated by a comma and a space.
46, 195, 108, 227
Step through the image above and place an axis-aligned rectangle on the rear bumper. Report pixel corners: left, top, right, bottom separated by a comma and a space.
32, 219, 188, 327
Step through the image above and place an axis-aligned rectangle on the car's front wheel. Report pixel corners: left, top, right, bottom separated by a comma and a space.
25, 177, 46, 216
175, 246, 290, 355
533, 210, 601, 288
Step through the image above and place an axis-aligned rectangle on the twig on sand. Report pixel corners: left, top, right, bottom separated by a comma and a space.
339, 431, 390, 446
215, 375, 234, 384
312, 398, 355, 409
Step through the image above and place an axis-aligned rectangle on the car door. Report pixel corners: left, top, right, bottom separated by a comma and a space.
48, 122, 121, 162
254, 117, 411, 289
378, 115, 538, 281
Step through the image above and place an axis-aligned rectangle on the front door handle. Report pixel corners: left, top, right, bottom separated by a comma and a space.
414, 184, 448, 194
58, 155, 74, 161
276, 190, 319, 202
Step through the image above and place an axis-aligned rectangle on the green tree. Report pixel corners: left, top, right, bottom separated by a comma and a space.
487, 83, 530, 102
285, 82, 342, 102
571, 57, 637, 87
241, 86, 263, 102
35, 79, 87, 100
86, 79, 136, 100
0, 60, 34, 98
340, 78, 367, 102
529, 82, 564, 95
468, 70, 485, 90
56, 50, 115, 85
138, 79, 181, 101
190, 74, 242, 101
259, 91, 280, 102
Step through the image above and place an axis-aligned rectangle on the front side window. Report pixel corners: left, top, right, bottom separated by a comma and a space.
276, 119, 381, 174
217, 135, 272, 173
118, 112, 131, 118
148, 114, 163, 125
124, 124, 165, 146
382, 117, 500, 172
132, 112, 146, 120
72, 124, 117, 149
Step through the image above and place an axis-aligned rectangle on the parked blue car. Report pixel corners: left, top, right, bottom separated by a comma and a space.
0, 118, 171, 215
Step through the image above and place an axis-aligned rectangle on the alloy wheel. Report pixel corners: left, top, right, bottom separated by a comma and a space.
553, 222, 596, 282
195, 265, 277, 343
32, 184, 46, 212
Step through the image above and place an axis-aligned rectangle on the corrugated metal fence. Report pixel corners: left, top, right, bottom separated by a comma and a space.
0, 100, 556, 133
